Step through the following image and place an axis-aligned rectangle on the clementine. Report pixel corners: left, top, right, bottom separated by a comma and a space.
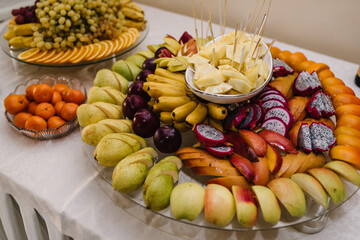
28, 101, 38, 115
35, 102, 55, 120
54, 101, 65, 116
52, 83, 70, 94
4, 94, 27, 115
61, 89, 85, 105
47, 116, 66, 129
33, 83, 53, 103
51, 91, 62, 105
14, 112, 33, 129
25, 116, 47, 131
60, 102, 79, 121
26, 84, 37, 100
19, 94, 30, 109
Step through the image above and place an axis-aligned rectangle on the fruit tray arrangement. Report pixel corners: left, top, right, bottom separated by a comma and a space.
77, 30, 360, 231
4, 74, 86, 140
1, 0, 147, 66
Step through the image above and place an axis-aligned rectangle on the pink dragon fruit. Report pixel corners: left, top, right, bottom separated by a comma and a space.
273, 58, 294, 78
297, 123, 312, 152
223, 105, 247, 131
194, 123, 226, 147
260, 117, 288, 136
306, 90, 334, 119
262, 99, 287, 111
293, 71, 322, 96
319, 92, 335, 117
252, 100, 264, 124
309, 122, 336, 151
261, 93, 288, 107
205, 145, 234, 158
263, 106, 294, 128
237, 105, 257, 129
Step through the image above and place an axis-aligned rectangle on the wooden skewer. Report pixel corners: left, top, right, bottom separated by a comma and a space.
248, 0, 260, 33
200, 0, 204, 42
231, 21, 240, 67
218, 0, 223, 37
249, 0, 266, 33
192, 0, 200, 51
209, 20, 216, 67
251, 35, 262, 59
257, 13, 267, 36
238, 47, 245, 72
222, 0, 227, 36
243, 12, 252, 33
171, 56, 195, 72
261, 39, 275, 59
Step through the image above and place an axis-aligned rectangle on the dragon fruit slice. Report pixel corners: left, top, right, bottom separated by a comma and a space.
297, 123, 312, 152
273, 58, 294, 78
262, 99, 287, 111
252, 100, 264, 124
261, 93, 288, 107
205, 145, 233, 158
306, 90, 332, 119
260, 117, 288, 136
237, 105, 257, 129
309, 122, 332, 151
293, 71, 322, 96
263, 106, 294, 128
319, 92, 335, 117
223, 105, 247, 131
258, 89, 282, 99
194, 123, 226, 147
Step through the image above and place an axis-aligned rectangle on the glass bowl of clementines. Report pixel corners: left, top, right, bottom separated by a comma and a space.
4, 74, 86, 140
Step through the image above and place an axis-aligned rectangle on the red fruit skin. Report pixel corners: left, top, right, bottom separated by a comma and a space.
225, 132, 259, 162
205, 145, 233, 158
194, 124, 226, 147
229, 153, 255, 181
258, 129, 298, 154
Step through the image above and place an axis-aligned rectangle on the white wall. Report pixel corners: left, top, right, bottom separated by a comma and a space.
136, 0, 360, 64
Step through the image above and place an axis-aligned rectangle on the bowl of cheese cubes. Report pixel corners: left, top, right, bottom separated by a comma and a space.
185, 31, 273, 104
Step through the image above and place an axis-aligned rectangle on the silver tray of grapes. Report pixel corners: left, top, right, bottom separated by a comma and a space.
0, 24, 149, 68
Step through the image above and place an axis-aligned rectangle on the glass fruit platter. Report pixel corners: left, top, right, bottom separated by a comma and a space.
83, 133, 360, 233
0, 24, 149, 68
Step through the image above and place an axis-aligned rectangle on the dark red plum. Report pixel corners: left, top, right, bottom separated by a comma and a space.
142, 57, 157, 72
122, 95, 147, 119
132, 108, 160, 138
128, 81, 150, 101
135, 69, 153, 82
153, 125, 182, 153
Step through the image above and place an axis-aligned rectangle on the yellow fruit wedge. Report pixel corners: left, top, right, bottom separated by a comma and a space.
58, 47, 80, 64
25, 50, 50, 62
83, 44, 94, 60
115, 37, 125, 52
85, 43, 101, 61
69, 46, 88, 63
35, 49, 57, 63
18, 48, 40, 60
103, 40, 115, 56
52, 49, 72, 64
43, 50, 65, 63
122, 33, 131, 48
94, 41, 109, 60
111, 38, 120, 54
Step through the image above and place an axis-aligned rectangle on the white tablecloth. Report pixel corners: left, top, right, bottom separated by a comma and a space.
0, 3, 359, 240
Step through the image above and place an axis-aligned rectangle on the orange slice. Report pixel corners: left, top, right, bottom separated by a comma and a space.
35, 49, 57, 63
128, 28, 140, 38
57, 47, 80, 64
69, 46, 87, 63
71, 45, 92, 63
114, 37, 125, 53
83, 44, 94, 60
25, 50, 50, 62
94, 42, 109, 60
122, 33, 132, 48
18, 48, 40, 60
43, 50, 66, 64
111, 38, 120, 54
52, 49, 73, 64
103, 40, 115, 57
85, 43, 101, 61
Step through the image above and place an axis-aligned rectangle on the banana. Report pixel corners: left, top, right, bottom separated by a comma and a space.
147, 99, 156, 107
143, 82, 187, 98
185, 102, 208, 127
156, 96, 191, 111
3, 30, 16, 41
9, 36, 33, 48
206, 102, 228, 120
124, 2, 144, 13
146, 74, 185, 87
209, 117, 224, 132
13, 23, 40, 36
122, 7, 145, 21
147, 44, 160, 53
123, 19, 146, 31
159, 112, 173, 124
173, 121, 190, 132
171, 101, 198, 122
154, 68, 185, 83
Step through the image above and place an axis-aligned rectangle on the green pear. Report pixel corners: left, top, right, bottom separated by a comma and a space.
267, 178, 306, 218
112, 162, 148, 193
131, 147, 159, 158
101, 86, 126, 105
92, 102, 124, 119
170, 182, 205, 221
77, 104, 108, 127
126, 54, 146, 68
121, 133, 147, 148
291, 173, 329, 209
114, 152, 154, 171
103, 133, 142, 152
143, 162, 178, 195
87, 86, 118, 105
251, 185, 281, 224
144, 174, 174, 211
94, 137, 136, 167
100, 119, 132, 133
113, 71, 129, 94
94, 69, 120, 90
81, 123, 114, 146
125, 61, 141, 81
147, 44, 160, 53
136, 50, 155, 59
158, 156, 182, 170
112, 60, 133, 81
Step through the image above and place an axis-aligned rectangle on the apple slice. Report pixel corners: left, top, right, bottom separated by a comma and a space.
267, 178, 306, 217
281, 153, 306, 178
252, 185, 281, 224
291, 173, 329, 209
296, 152, 326, 173
238, 129, 267, 157
252, 156, 270, 186
229, 153, 256, 181
206, 176, 250, 191
191, 166, 241, 176
265, 145, 283, 174
307, 168, 346, 204
324, 161, 360, 187
258, 129, 298, 154
205, 184, 235, 227
232, 185, 258, 228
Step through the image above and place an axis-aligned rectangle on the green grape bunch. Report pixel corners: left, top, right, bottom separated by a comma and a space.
32, 0, 127, 50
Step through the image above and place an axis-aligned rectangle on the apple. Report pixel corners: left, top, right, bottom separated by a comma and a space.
252, 156, 270, 186
153, 125, 182, 153
170, 182, 205, 221
251, 185, 281, 224
142, 57, 157, 72
206, 176, 250, 192
232, 185, 258, 228
281, 153, 307, 178
324, 161, 360, 187
132, 108, 160, 138
204, 184, 235, 227
191, 166, 240, 177
265, 144, 283, 174
237, 129, 267, 157
229, 153, 255, 181
136, 69, 153, 82
307, 168, 346, 204
267, 178, 306, 217
225, 131, 259, 162
258, 129, 298, 154
291, 173, 329, 209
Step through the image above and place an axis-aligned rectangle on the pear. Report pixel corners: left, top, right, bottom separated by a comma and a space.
94, 69, 121, 91
131, 147, 159, 158
112, 163, 148, 193
147, 44, 160, 53
81, 123, 114, 146
125, 61, 141, 81
100, 119, 132, 133
144, 174, 174, 211
101, 87, 126, 105
103, 133, 142, 152
77, 104, 108, 127
126, 54, 146, 68
114, 152, 154, 171
92, 102, 123, 119
121, 133, 147, 148
170, 182, 205, 221
158, 156, 183, 170
94, 137, 136, 167
136, 50, 155, 59
112, 60, 133, 81
143, 162, 178, 195
87, 86, 126, 105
